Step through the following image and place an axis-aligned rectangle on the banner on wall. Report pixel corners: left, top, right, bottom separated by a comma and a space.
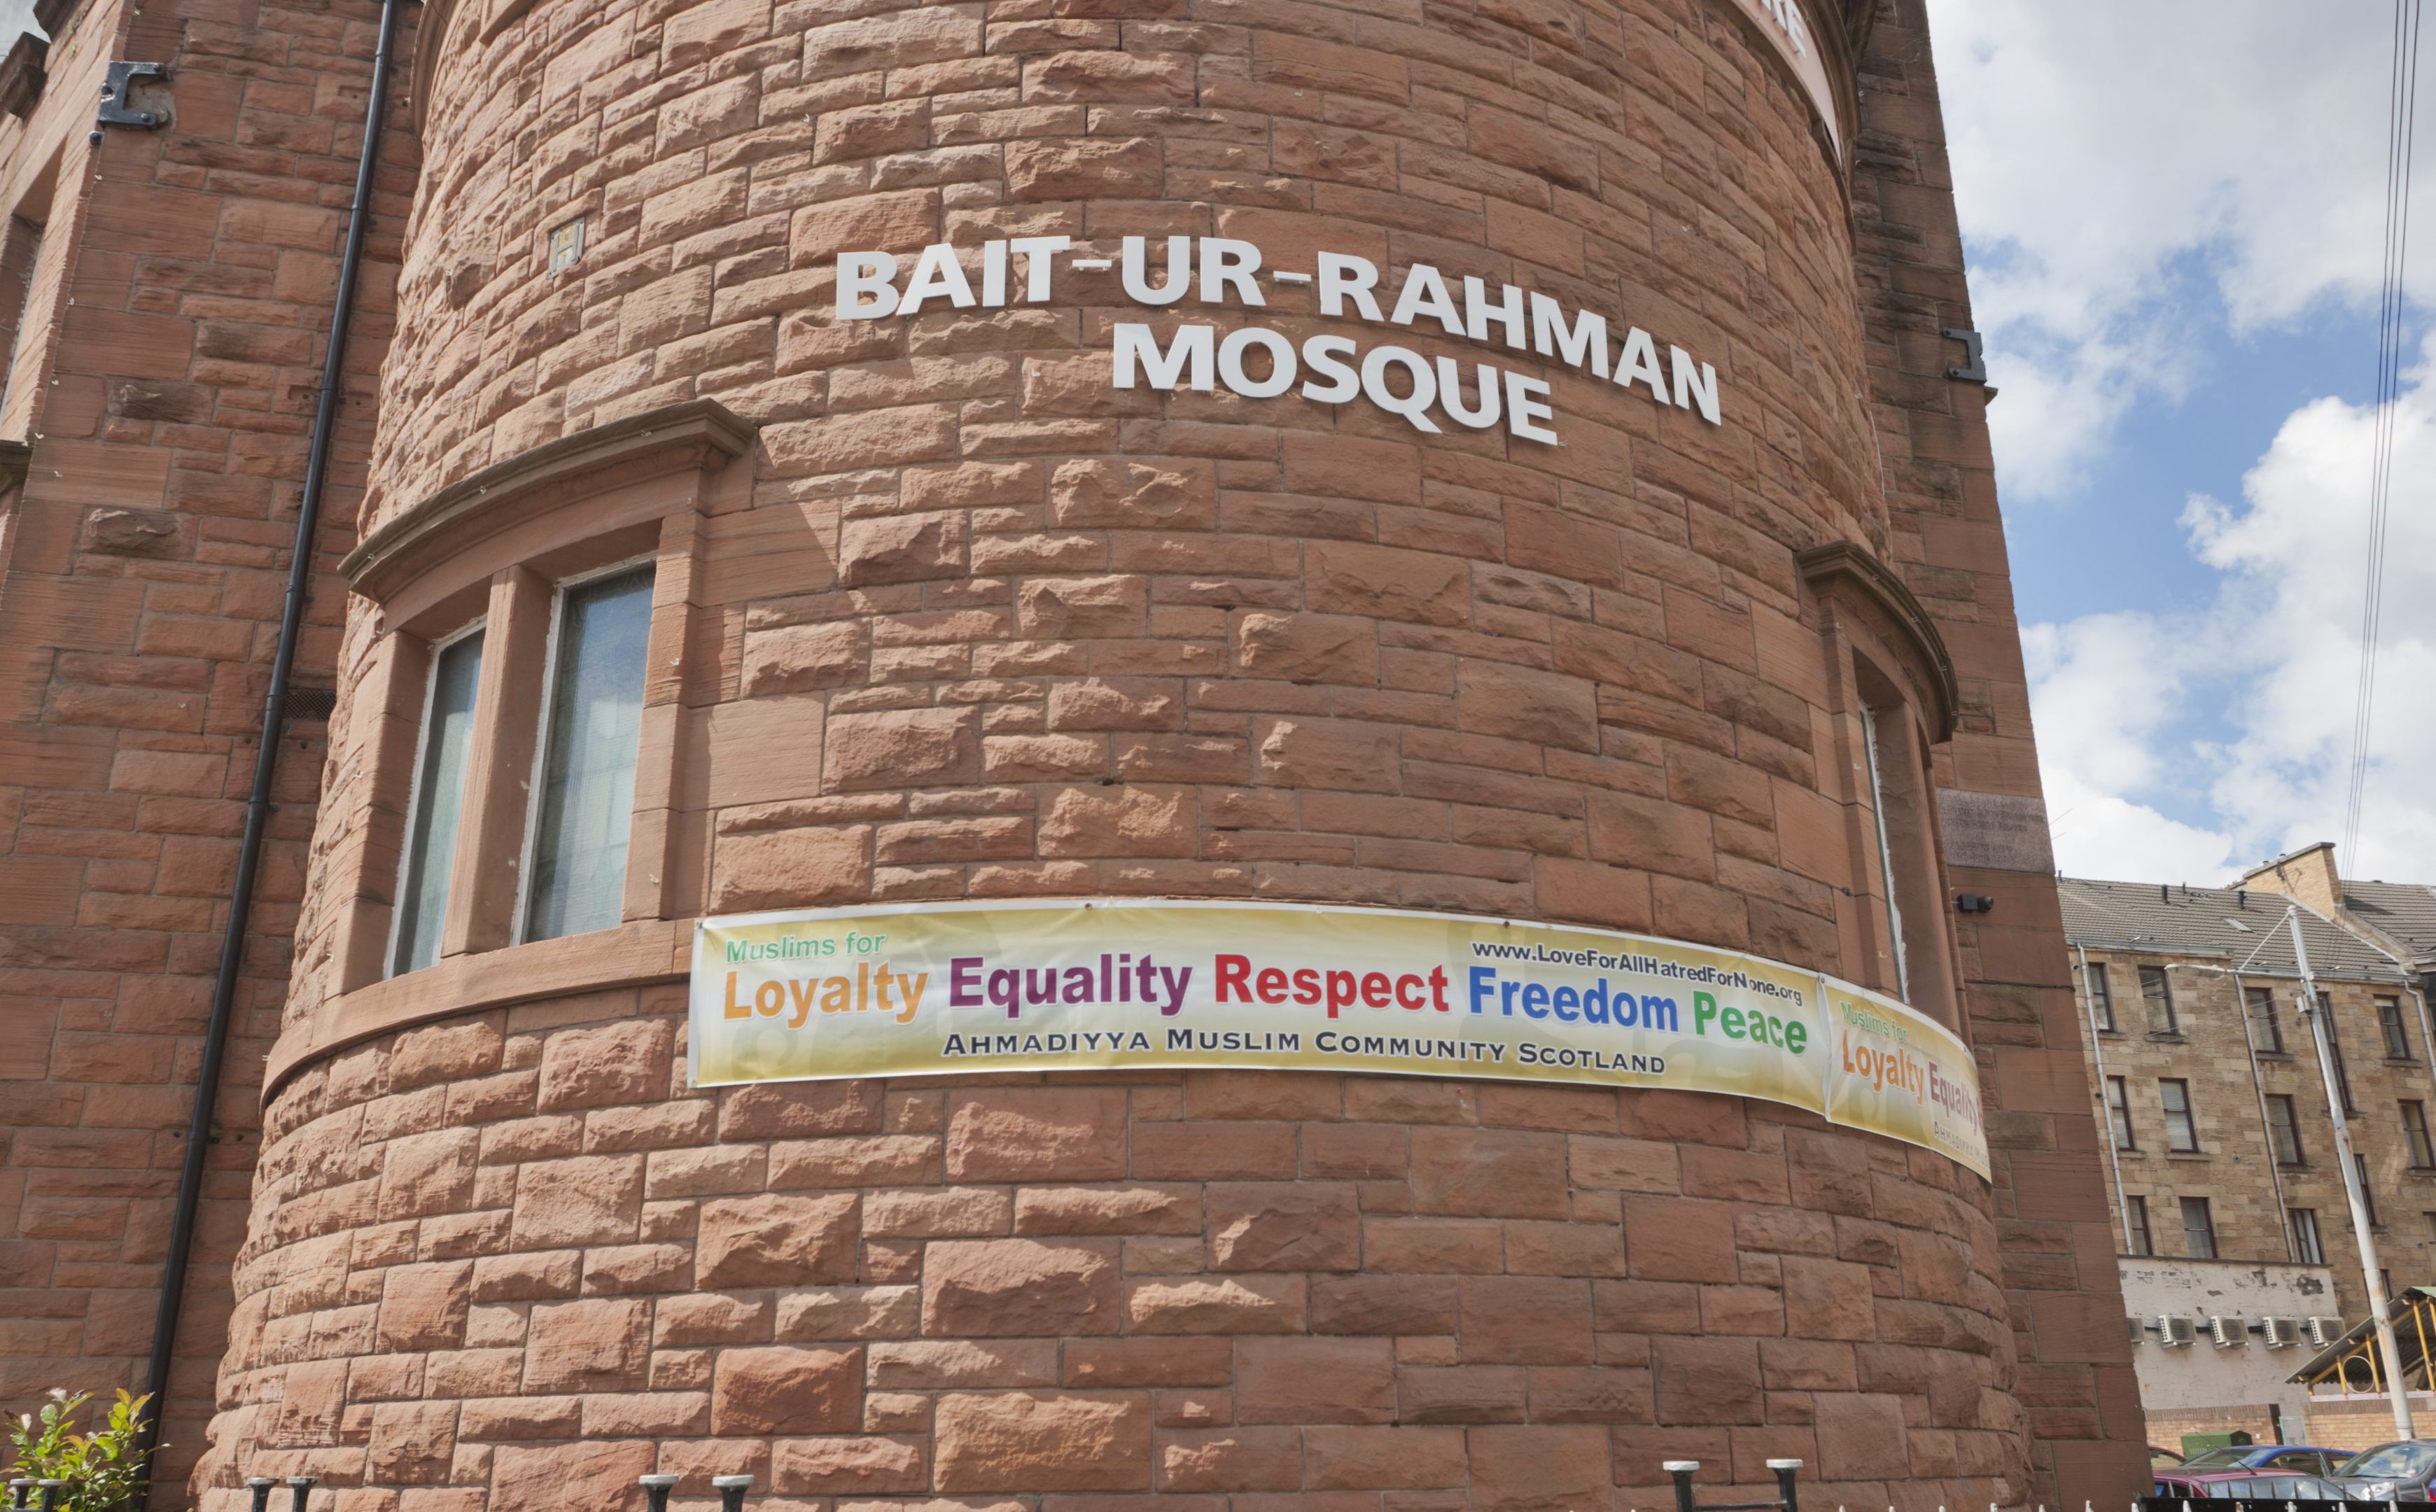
687, 899, 1987, 1179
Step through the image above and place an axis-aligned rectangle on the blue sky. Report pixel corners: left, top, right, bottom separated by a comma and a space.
1930, 0, 2436, 885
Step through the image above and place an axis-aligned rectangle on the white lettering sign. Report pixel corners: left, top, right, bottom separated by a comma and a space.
830, 234, 1725, 443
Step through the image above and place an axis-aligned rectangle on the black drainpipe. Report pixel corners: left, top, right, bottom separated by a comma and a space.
134, 0, 404, 1485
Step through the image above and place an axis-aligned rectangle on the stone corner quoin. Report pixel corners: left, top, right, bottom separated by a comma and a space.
0, 0, 2138, 1508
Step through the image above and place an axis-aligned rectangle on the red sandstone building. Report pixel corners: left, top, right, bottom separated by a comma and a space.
0, 0, 2145, 1508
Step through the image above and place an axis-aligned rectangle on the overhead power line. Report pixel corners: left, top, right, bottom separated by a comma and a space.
2345, 0, 2423, 862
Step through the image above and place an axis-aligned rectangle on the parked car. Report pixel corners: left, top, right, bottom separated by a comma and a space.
2332, 1441, 2436, 1501
2179, 1445, 2351, 1476
2152, 1469, 2349, 1501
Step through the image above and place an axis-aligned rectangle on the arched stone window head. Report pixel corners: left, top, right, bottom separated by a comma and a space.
1797, 542, 1962, 1030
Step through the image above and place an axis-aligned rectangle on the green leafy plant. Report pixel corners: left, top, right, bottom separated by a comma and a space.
6, 1390, 156, 1512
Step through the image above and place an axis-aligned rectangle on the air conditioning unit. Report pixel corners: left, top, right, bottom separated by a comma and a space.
2260, 1316, 2300, 1349
2128, 1316, 2146, 1346
2209, 1315, 2246, 1348
2308, 1315, 2347, 1348
2161, 1315, 2199, 1347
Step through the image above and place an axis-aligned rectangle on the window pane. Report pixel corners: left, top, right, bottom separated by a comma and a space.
2323, 995, 2358, 1112
2244, 986, 2281, 1051
2126, 1195, 2152, 1256
2267, 1094, 2303, 1164
2161, 1079, 2197, 1152
391, 630, 484, 975
2381, 998, 2412, 1060
1859, 707, 1908, 1004
2291, 1208, 2323, 1265
524, 566, 654, 943
2087, 962, 2115, 1032
2180, 1196, 2216, 1259
2107, 1077, 2136, 1150
2407, 1102, 2434, 1168
2353, 1151, 2379, 1227
2140, 965, 2176, 1034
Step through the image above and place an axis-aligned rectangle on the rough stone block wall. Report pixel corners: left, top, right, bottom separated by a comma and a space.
0, 0, 413, 1490
1845, 1, 2148, 1501
201, 1002, 2022, 1512
0, 0, 2132, 1504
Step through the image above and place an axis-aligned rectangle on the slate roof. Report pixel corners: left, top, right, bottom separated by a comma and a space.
2337, 879, 2436, 970
2057, 876, 2409, 982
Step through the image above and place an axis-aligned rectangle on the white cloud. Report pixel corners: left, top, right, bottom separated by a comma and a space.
2026, 352, 2436, 883
1927, 0, 2412, 499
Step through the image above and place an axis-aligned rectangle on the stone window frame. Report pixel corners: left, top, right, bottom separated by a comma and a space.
264, 400, 752, 1094
1796, 542, 1966, 1031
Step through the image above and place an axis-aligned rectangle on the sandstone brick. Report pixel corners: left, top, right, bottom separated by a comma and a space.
920, 1238, 1121, 1336
1158, 1427, 1302, 1491
524, 1298, 651, 1392
711, 825, 873, 911
1466, 1424, 1613, 1512
1206, 1182, 1359, 1270
378, 1261, 472, 1351
1038, 783, 1196, 857
696, 1193, 859, 1287
947, 1087, 1128, 1180
933, 1390, 1152, 1491
1017, 575, 1149, 638
712, 1345, 862, 1434
1051, 456, 1216, 528
743, 621, 867, 694
1308, 542, 1468, 626
510, 1155, 643, 1247
868, 1338, 1058, 1388
1303, 1425, 1470, 1489
825, 707, 980, 790
1125, 1275, 1306, 1334
841, 511, 969, 586
378, 1128, 479, 1221
1004, 136, 1161, 200
1253, 716, 1400, 794
491, 1442, 656, 1512
1236, 1336, 1393, 1422
1409, 1126, 1568, 1219
771, 1435, 929, 1494
536, 1019, 673, 1112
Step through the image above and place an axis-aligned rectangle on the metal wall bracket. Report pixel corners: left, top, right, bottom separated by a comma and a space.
97, 59, 168, 128
1940, 325, 1994, 388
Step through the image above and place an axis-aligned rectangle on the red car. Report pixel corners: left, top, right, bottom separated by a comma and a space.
2150, 1468, 2350, 1501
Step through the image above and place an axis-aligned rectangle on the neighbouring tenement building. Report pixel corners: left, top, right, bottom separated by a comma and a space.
0, 0, 2143, 1508
2062, 850, 2436, 1450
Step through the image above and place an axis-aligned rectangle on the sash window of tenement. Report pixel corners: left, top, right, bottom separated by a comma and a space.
2379, 995, 2414, 1060
2244, 984, 2282, 1051
2323, 993, 2359, 1113
2267, 1093, 2305, 1165
2140, 965, 2177, 1035
2290, 1207, 2325, 1266
2087, 960, 2117, 1032
2180, 1195, 2218, 1259
2160, 1078, 2199, 1153
2126, 1194, 2155, 1256
2404, 1100, 2435, 1169
2106, 1076, 2136, 1151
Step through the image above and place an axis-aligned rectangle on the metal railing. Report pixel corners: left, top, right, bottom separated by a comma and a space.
1665, 1458, 1802, 1512
2297, 1289, 2436, 1394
